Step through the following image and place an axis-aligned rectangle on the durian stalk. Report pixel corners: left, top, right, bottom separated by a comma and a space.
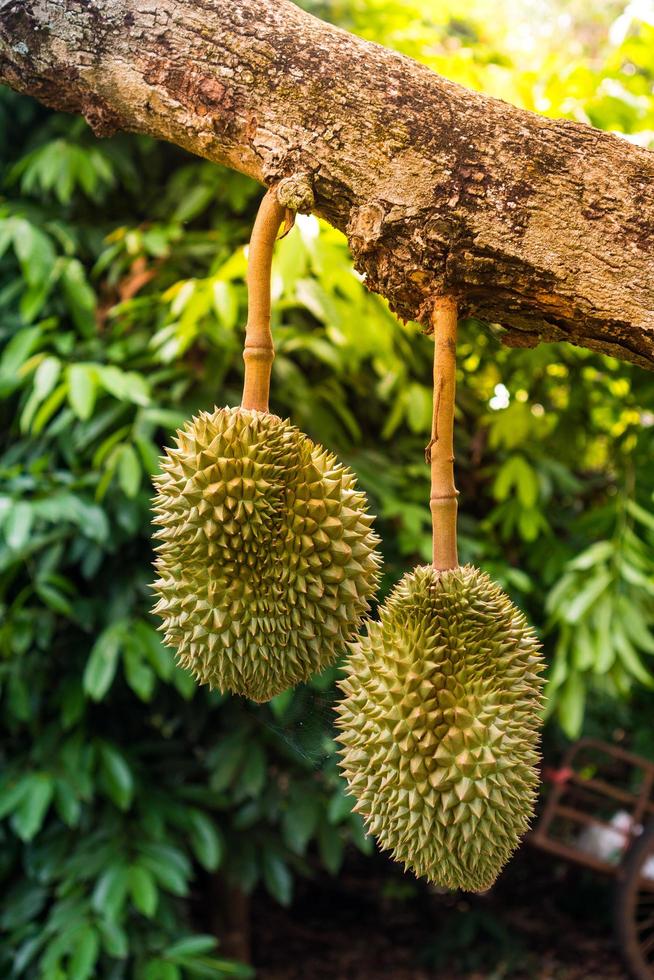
241, 189, 286, 413
428, 296, 459, 571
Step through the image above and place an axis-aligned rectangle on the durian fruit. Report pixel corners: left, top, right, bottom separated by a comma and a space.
151, 186, 381, 701
336, 296, 544, 892
152, 405, 380, 701
336, 563, 543, 892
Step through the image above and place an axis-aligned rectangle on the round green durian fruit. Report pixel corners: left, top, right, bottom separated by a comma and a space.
152, 406, 381, 702
336, 564, 543, 892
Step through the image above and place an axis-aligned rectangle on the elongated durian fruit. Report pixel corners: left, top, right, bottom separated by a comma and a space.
152, 189, 381, 702
337, 298, 544, 892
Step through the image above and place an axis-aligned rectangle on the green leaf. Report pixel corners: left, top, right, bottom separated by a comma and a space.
557, 672, 586, 739
54, 778, 82, 827
33, 357, 61, 401
165, 936, 217, 958
614, 626, 654, 687
61, 258, 96, 335
212, 280, 238, 329
135, 434, 161, 474
179, 959, 255, 979
318, 821, 345, 875
269, 688, 294, 719
282, 793, 319, 854
262, 851, 292, 906
568, 540, 614, 571
350, 813, 373, 855
627, 499, 654, 532
621, 604, 654, 654
327, 788, 353, 824
174, 183, 216, 223
140, 856, 189, 897
10, 772, 54, 841
12, 218, 56, 287
128, 864, 158, 917
132, 621, 173, 680
294, 277, 335, 323
20, 355, 61, 432
98, 742, 134, 810
0, 775, 32, 819
4, 500, 33, 551
92, 865, 129, 921
67, 364, 97, 420
188, 810, 224, 871
209, 736, 247, 792
36, 581, 74, 617
517, 506, 547, 542
68, 924, 99, 980
6, 672, 30, 721
405, 382, 432, 433
493, 455, 539, 507
144, 963, 181, 980
563, 569, 612, 623
594, 598, 615, 672
139, 842, 191, 897
171, 662, 197, 700
97, 918, 128, 959
123, 639, 156, 701
96, 364, 150, 405
572, 621, 597, 671
31, 382, 68, 434
21, 273, 59, 323
240, 743, 266, 797
92, 424, 132, 468
0, 325, 42, 383
31, 492, 109, 542
117, 444, 141, 497
0, 881, 47, 930
621, 561, 654, 594
83, 622, 124, 700
13, 934, 46, 973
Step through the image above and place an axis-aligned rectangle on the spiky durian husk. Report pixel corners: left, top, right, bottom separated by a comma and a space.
336, 564, 543, 892
152, 406, 381, 702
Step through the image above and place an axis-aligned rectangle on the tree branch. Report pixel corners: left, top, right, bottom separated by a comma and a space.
1, 0, 653, 368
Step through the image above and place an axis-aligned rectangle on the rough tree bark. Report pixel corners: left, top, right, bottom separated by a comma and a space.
1, 0, 653, 369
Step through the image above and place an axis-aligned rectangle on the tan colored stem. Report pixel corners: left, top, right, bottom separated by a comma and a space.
428, 297, 459, 571
241, 189, 287, 412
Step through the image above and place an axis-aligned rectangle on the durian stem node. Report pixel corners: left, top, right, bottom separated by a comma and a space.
243, 346, 275, 363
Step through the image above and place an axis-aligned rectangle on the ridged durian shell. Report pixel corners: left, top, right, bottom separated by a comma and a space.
336, 564, 543, 892
152, 406, 381, 701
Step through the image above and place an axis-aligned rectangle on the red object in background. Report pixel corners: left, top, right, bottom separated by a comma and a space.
543, 766, 575, 785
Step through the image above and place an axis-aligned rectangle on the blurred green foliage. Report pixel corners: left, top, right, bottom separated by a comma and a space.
1, 0, 654, 975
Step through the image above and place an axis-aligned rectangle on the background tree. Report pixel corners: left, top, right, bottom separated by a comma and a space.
1, 1, 654, 977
